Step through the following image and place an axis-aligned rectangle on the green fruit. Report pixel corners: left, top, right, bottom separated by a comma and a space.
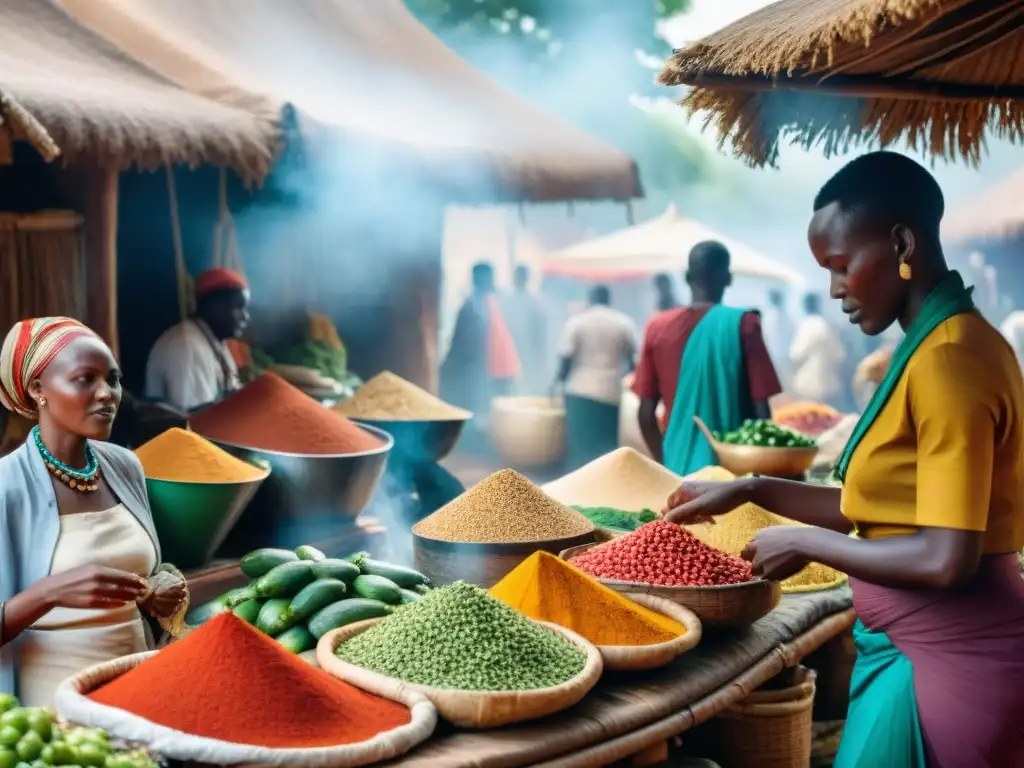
0, 748, 16, 768
239, 548, 299, 578
0, 698, 17, 716
24, 712, 50, 742
275, 625, 316, 654
73, 744, 106, 768
48, 744, 74, 766
0, 729, 22, 749
294, 545, 326, 562
310, 559, 360, 583
30, 760, 47, 768
307, 598, 392, 639
255, 598, 296, 637
231, 599, 263, 625
39, 747, 53, 766
287, 579, 348, 622
103, 758, 134, 768
16, 733, 44, 763
0, 713, 27, 736
351, 574, 402, 604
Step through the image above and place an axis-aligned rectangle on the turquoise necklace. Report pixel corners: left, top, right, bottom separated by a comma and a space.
32, 425, 101, 492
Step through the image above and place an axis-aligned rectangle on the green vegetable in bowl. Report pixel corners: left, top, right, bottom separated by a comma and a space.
713, 419, 817, 449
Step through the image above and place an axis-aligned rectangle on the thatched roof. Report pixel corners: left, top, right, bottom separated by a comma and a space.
0, 89, 59, 161
658, 0, 1024, 167
943, 170, 1024, 240
1, 0, 277, 182
62, 0, 641, 203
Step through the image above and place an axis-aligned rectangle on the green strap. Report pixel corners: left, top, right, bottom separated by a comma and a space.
834, 271, 974, 482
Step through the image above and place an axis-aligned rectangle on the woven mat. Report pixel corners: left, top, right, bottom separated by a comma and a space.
382, 586, 853, 767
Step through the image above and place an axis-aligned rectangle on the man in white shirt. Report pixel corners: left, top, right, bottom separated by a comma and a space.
789, 292, 846, 406
144, 268, 250, 413
761, 288, 794, 387
556, 284, 637, 469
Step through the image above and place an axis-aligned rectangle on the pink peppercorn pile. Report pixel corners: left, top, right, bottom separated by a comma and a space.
570, 521, 754, 587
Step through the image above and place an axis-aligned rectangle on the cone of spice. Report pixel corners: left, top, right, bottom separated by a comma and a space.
570, 521, 753, 587
333, 371, 471, 421
190, 372, 383, 455
87, 613, 412, 748
543, 448, 684, 513
413, 469, 594, 544
134, 428, 265, 483
490, 552, 685, 646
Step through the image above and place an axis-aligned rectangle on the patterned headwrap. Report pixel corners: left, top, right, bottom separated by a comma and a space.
194, 268, 248, 298
0, 317, 99, 419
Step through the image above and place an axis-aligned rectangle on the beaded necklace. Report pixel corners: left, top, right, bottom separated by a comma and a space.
32, 426, 101, 492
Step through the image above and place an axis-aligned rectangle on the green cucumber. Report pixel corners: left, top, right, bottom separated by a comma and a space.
311, 558, 360, 583
352, 574, 402, 604
276, 625, 317, 654
295, 545, 326, 562
227, 560, 317, 606
307, 598, 392, 639
354, 558, 430, 589
397, 588, 421, 604
186, 587, 247, 626
256, 598, 296, 636
240, 548, 299, 578
288, 579, 349, 621
232, 598, 263, 625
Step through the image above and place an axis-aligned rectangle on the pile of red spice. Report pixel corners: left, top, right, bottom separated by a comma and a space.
190, 372, 383, 455
88, 613, 411, 748
570, 520, 753, 587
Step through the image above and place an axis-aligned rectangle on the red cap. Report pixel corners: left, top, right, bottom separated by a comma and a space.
194, 268, 248, 298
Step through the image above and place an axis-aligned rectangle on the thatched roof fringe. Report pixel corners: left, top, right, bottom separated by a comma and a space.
0, 90, 60, 162
683, 86, 1024, 167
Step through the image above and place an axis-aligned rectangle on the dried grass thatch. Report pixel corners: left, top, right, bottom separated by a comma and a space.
0, 90, 60, 162
0, 0, 277, 182
658, 0, 1024, 166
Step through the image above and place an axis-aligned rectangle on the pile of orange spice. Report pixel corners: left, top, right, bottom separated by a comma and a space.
88, 613, 411, 748
134, 428, 265, 483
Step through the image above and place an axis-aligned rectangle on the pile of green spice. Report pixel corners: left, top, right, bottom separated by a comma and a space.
335, 582, 586, 691
573, 506, 659, 532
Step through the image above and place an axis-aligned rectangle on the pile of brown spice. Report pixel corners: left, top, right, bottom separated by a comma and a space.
190, 373, 384, 456
333, 371, 471, 421
543, 447, 683, 512
413, 469, 595, 543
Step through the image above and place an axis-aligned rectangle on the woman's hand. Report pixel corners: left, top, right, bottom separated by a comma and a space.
663, 479, 753, 525
45, 565, 148, 610
139, 580, 187, 619
740, 527, 812, 581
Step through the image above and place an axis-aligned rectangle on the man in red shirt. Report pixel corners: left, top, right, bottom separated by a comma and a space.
632, 241, 782, 474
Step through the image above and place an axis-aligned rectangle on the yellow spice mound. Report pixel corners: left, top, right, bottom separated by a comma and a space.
684, 465, 737, 482
490, 552, 684, 646
134, 428, 265, 483
543, 447, 684, 512
413, 469, 594, 544
333, 371, 470, 421
685, 502, 845, 592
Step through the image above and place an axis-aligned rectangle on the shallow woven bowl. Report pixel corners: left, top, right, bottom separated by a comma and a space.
560, 543, 781, 629
694, 416, 818, 478
596, 594, 702, 671
318, 618, 603, 729
53, 651, 437, 767
490, 396, 566, 467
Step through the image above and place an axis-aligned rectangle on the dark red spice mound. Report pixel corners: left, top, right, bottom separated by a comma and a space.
190, 372, 383, 455
88, 613, 411, 748
570, 520, 753, 586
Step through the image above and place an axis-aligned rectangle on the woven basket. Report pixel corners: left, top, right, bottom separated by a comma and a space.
53, 651, 437, 767
318, 618, 602, 728
560, 543, 781, 628
701, 667, 816, 768
490, 396, 565, 466
598, 594, 702, 672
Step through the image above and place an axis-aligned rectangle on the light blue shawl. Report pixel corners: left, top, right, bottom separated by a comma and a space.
0, 439, 161, 696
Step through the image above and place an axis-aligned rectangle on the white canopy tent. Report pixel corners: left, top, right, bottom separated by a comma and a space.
542, 204, 803, 284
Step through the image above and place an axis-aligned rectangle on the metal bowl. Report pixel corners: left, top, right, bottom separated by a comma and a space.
694, 417, 818, 478
353, 417, 469, 464
145, 461, 270, 569
200, 424, 393, 555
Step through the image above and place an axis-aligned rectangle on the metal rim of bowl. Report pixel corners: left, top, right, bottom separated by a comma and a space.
351, 416, 473, 426
196, 422, 395, 459
413, 530, 596, 555
143, 460, 271, 487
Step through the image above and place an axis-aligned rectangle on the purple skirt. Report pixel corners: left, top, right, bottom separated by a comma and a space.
851, 554, 1024, 767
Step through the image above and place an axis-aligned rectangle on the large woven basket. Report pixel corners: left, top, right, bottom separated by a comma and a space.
490, 396, 565, 466
597, 594, 702, 672
318, 618, 602, 728
698, 666, 816, 768
560, 542, 781, 628
53, 651, 437, 767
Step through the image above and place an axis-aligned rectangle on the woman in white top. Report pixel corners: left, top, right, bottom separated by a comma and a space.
0, 318, 187, 705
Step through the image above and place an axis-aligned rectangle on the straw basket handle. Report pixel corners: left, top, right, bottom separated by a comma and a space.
692, 416, 719, 448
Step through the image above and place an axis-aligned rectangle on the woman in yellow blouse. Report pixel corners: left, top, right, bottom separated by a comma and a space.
666, 152, 1024, 768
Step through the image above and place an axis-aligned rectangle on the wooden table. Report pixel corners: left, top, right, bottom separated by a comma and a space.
380, 588, 855, 767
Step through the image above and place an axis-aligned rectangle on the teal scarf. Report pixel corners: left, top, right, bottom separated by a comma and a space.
834, 271, 974, 482
662, 305, 747, 476
833, 621, 928, 767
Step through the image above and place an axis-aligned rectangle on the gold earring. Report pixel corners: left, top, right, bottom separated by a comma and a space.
899, 260, 912, 281
38, 397, 46, 407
